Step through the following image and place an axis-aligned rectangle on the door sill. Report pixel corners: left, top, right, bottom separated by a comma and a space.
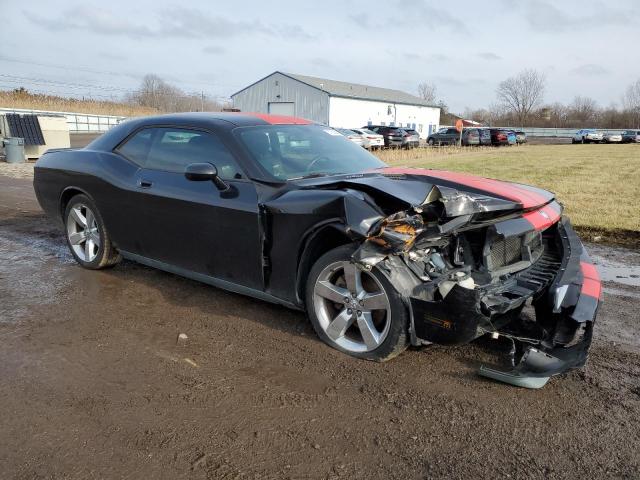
120, 251, 301, 310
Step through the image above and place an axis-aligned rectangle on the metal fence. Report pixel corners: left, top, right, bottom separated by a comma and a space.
0, 107, 124, 133
442, 125, 627, 138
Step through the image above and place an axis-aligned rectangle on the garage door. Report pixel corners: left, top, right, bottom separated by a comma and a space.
268, 102, 295, 116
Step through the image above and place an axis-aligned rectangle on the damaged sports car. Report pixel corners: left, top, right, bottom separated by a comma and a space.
33, 113, 601, 388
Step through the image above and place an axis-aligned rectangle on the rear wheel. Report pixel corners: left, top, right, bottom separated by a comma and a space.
428, 138, 435, 146
64, 194, 121, 269
305, 244, 409, 361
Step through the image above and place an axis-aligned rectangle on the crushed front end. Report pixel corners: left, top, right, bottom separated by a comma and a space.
352, 184, 601, 389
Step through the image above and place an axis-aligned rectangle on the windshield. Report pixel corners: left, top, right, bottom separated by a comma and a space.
236, 125, 387, 180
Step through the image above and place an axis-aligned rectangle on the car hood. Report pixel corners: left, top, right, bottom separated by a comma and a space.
297, 167, 555, 215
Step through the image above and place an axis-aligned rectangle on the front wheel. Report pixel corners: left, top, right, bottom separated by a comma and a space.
305, 244, 409, 361
64, 194, 121, 269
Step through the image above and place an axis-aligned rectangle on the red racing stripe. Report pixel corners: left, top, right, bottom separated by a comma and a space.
522, 203, 562, 231
381, 167, 549, 208
580, 261, 602, 299
241, 113, 311, 125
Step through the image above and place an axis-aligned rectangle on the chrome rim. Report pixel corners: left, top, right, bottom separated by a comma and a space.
313, 261, 391, 353
66, 204, 100, 263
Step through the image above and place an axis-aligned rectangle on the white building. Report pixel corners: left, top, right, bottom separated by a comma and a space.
231, 72, 441, 138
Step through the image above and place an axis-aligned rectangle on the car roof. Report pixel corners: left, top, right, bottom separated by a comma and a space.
127, 112, 313, 127
87, 112, 314, 153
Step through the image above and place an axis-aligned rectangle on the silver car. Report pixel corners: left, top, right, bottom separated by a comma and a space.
572, 129, 603, 144
350, 128, 384, 150
602, 132, 622, 143
336, 128, 364, 147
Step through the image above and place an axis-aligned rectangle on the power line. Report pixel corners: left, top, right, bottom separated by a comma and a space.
0, 56, 235, 91
0, 72, 231, 102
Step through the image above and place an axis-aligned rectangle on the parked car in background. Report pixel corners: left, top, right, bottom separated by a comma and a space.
350, 128, 384, 150
461, 128, 480, 146
336, 128, 364, 147
601, 132, 622, 144
367, 126, 409, 148
489, 128, 510, 146
515, 131, 527, 144
572, 129, 603, 144
478, 128, 492, 146
427, 127, 460, 146
621, 130, 640, 143
403, 129, 420, 148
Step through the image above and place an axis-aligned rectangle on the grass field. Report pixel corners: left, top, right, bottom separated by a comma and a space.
375, 144, 640, 247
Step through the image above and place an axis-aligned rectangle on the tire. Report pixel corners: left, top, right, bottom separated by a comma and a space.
427, 138, 435, 146
305, 244, 409, 362
64, 194, 121, 269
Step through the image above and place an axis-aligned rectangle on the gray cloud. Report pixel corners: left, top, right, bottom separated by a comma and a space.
309, 57, 333, 68
202, 46, 225, 55
350, 2, 467, 33
524, 1, 634, 32
434, 75, 487, 87
97, 51, 127, 61
26, 5, 314, 41
478, 52, 501, 61
402, 53, 449, 62
570, 64, 609, 76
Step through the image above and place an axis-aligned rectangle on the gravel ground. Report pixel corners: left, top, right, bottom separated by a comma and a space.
0, 161, 35, 179
1, 175, 639, 479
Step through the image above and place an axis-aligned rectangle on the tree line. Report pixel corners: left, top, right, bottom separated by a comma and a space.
125, 74, 224, 113
419, 71, 640, 129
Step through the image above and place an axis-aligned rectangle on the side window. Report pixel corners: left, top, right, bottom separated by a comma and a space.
116, 129, 153, 166
125, 127, 243, 180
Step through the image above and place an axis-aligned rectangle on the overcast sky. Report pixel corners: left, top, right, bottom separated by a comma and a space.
2, 0, 638, 112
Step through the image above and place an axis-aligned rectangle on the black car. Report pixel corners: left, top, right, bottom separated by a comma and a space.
34, 112, 601, 388
478, 128, 492, 146
427, 127, 460, 146
365, 125, 409, 148
621, 129, 640, 143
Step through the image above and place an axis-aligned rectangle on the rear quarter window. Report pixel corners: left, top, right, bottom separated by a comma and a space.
115, 130, 153, 166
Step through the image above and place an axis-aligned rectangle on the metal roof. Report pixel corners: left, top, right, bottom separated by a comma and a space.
232, 71, 438, 108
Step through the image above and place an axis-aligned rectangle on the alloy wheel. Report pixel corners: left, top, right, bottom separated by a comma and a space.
66, 204, 100, 263
313, 261, 391, 353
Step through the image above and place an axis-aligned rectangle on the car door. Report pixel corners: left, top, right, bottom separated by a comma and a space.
121, 126, 264, 290
446, 128, 458, 144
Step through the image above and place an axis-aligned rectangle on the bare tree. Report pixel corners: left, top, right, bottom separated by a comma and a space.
623, 78, 640, 128
568, 96, 598, 125
417, 82, 437, 104
496, 69, 546, 126
127, 74, 222, 113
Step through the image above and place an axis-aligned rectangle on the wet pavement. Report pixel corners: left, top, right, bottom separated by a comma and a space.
1, 175, 639, 479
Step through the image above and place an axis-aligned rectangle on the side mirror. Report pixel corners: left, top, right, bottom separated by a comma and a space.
184, 163, 229, 191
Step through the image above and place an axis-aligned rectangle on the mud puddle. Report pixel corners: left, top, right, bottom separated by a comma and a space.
587, 242, 640, 287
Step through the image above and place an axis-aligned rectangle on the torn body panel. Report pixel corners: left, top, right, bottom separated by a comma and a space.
347, 177, 599, 388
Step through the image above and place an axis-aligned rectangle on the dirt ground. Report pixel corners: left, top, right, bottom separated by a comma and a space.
1, 174, 639, 480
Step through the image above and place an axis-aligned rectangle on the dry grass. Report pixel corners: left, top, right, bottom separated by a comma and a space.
0, 90, 158, 117
375, 144, 640, 247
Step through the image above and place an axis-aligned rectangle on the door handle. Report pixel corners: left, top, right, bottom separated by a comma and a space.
138, 179, 153, 188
